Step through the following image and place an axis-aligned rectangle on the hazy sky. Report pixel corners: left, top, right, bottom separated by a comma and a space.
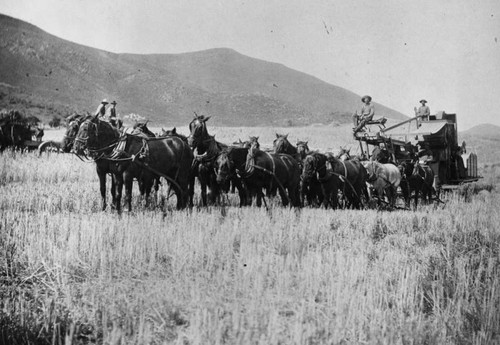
1, 0, 499, 129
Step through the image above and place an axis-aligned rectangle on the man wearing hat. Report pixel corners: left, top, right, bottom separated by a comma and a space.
414, 99, 430, 121
94, 99, 108, 118
108, 101, 118, 127
352, 95, 375, 133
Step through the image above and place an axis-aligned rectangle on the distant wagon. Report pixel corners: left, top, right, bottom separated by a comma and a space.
353, 111, 480, 190
0, 110, 55, 153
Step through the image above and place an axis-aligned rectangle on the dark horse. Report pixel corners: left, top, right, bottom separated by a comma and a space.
326, 154, 368, 209
273, 133, 299, 159
187, 114, 227, 206
213, 147, 250, 206
74, 117, 193, 211
295, 141, 323, 207
301, 152, 340, 209
239, 140, 301, 207
73, 117, 121, 210
302, 152, 367, 209
400, 161, 435, 208
62, 114, 88, 153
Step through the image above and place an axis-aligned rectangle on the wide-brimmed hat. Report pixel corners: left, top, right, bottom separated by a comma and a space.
101, 99, 109, 104
420, 99, 427, 104
111, 101, 117, 105
361, 95, 372, 102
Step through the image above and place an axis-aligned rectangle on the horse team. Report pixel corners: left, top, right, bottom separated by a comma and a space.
61, 113, 436, 212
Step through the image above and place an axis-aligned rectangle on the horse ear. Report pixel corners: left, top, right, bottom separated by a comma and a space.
203, 116, 211, 122
285, 133, 289, 139
172, 127, 177, 134
276, 133, 279, 138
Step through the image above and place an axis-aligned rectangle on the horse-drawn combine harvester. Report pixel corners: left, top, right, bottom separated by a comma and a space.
353, 111, 480, 191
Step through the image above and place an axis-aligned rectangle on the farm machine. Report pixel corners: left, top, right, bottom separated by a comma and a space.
353, 111, 480, 190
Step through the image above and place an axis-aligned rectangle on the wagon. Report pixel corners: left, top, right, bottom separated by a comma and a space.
353, 111, 480, 190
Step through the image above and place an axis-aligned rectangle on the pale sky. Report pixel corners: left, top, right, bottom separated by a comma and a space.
1, 0, 499, 129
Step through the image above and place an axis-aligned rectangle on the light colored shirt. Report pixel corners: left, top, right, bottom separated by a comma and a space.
358, 103, 375, 119
416, 105, 430, 117
95, 104, 106, 117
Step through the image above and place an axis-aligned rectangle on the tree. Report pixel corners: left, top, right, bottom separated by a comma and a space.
26, 115, 41, 126
48, 116, 61, 128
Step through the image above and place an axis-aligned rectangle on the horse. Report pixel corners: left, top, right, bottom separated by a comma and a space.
132, 121, 156, 137
273, 133, 298, 157
74, 117, 193, 211
400, 161, 434, 208
326, 154, 368, 209
239, 140, 301, 207
296, 141, 310, 161
213, 147, 249, 206
73, 117, 121, 210
362, 161, 401, 208
62, 114, 88, 153
294, 141, 322, 206
187, 114, 228, 206
158, 127, 188, 144
301, 152, 340, 209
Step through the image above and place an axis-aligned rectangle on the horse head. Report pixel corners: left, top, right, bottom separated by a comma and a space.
62, 116, 86, 153
248, 136, 260, 150
132, 121, 155, 138
296, 141, 309, 160
301, 153, 322, 182
273, 133, 295, 154
215, 150, 233, 184
73, 118, 118, 156
337, 146, 351, 161
188, 114, 211, 148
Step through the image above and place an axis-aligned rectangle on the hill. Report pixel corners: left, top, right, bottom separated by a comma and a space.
0, 14, 407, 127
461, 123, 500, 142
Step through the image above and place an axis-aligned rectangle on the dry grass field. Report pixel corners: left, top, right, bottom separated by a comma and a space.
1, 125, 499, 344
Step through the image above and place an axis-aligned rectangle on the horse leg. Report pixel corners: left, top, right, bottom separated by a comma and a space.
233, 179, 247, 207
123, 172, 134, 212
256, 187, 263, 207
413, 187, 419, 209
110, 173, 117, 209
114, 173, 124, 212
278, 184, 289, 207
188, 171, 195, 208
143, 174, 154, 209
97, 168, 107, 211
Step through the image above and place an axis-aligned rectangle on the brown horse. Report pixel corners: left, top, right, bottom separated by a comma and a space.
239, 140, 301, 207
73, 117, 121, 210
301, 152, 340, 209
74, 117, 192, 211
400, 161, 435, 208
213, 147, 250, 206
326, 154, 369, 209
62, 114, 88, 153
273, 133, 298, 157
187, 114, 227, 206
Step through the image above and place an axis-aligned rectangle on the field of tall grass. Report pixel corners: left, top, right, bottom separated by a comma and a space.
1, 126, 499, 344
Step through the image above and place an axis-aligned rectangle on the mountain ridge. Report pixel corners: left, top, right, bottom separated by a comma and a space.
0, 13, 407, 127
